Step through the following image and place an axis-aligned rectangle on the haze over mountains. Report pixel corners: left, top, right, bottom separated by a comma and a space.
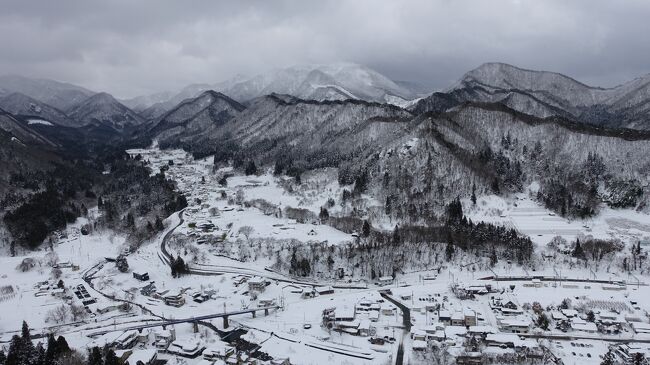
2, 62, 650, 211
2, 62, 650, 134
123, 63, 425, 118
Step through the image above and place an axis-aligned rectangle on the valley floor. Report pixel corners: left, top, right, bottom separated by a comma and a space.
1, 146, 649, 365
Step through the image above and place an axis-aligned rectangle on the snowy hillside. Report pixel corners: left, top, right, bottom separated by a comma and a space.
68, 92, 144, 129
0, 92, 80, 127
150, 90, 246, 147
130, 63, 425, 117
0, 74, 95, 111
434, 62, 650, 129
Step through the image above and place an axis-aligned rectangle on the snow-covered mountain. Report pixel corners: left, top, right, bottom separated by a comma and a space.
221, 63, 422, 103
146, 90, 412, 158
0, 108, 57, 147
135, 83, 214, 120
0, 75, 95, 111
132, 63, 425, 118
68, 92, 144, 129
0, 92, 80, 128
120, 91, 175, 112
420, 62, 650, 129
149, 90, 245, 147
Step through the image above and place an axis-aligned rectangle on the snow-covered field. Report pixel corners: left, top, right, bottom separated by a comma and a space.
466, 190, 650, 247
26, 118, 54, 126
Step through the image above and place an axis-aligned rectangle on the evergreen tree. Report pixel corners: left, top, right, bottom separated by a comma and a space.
319, 207, 329, 222
273, 162, 282, 176
491, 177, 500, 194
125, 213, 135, 228
115, 255, 129, 273
87, 348, 103, 365
154, 216, 164, 231
103, 349, 118, 365
170, 255, 177, 277
489, 248, 498, 267
289, 250, 298, 276
44, 335, 57, 365
353, 170, 369, 195
34, 344, 45, 365
5, 336, 21, 365
587, 311, 596, 322
446, 197, 463, 223
362, 220, 371, 238
171, 256, 188, 278
244, 160, 257, 175
445, 242, 455, 262
471, 183, 477, 206
21, 321, 30, 340
632, 353, 646, 365
600, 348, 616, 365
391, 225, 400, 244
384, 196, 393, 216
572, 239, 585, 260
54, 336, 70, 355
7, 322, 35, 365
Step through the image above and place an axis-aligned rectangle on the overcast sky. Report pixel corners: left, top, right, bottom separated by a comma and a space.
1, 0, 649, 98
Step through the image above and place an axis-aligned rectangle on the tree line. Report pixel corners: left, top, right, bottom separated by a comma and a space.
1, 321, 120, 365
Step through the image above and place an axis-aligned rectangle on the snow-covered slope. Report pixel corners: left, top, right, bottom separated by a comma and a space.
151, 92, 412, 159
121, 91, 175, 111
0, 92, 80, 127
228, 94, 410, 145
130, 63, 425, 117
150, 90, 245, 146
68, 92, 144, 129
218, 63, 418, 103
0, 108, 57, 147
368, 101, 650, 221
0, 75, 95, 111
438, 62, 650, 129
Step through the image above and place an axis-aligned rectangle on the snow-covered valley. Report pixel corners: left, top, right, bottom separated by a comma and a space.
2, 145, 650, 365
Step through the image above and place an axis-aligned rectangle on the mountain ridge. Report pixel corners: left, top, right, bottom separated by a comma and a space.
68, 92, 144, 130
417, 62, 650, 130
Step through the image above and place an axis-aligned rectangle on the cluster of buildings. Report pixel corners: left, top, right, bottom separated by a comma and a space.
140, 285, 220, 308
322, 298, 397, 337
489, 296, 532, 334
89, 326, 291, 365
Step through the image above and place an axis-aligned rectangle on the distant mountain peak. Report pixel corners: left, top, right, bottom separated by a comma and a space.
0, 74, 95, 111
416, 62, 650, 130
129, 63, 427, 117
451, 62, 599, 93
68, 92, 143, 129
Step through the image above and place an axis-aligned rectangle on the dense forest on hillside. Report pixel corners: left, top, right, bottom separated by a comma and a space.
2, 149, 186, 250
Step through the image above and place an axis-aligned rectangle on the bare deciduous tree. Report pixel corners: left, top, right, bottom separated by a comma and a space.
70, 304, 88, 321
44, 251, 60, 267
46, 304, 69, 324
238, 226, 254, 240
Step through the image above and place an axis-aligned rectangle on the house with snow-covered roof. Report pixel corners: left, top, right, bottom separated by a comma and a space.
499, 317, 531, 333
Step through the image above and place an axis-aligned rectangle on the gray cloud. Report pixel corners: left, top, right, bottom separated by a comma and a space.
1, 0, 649, 98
